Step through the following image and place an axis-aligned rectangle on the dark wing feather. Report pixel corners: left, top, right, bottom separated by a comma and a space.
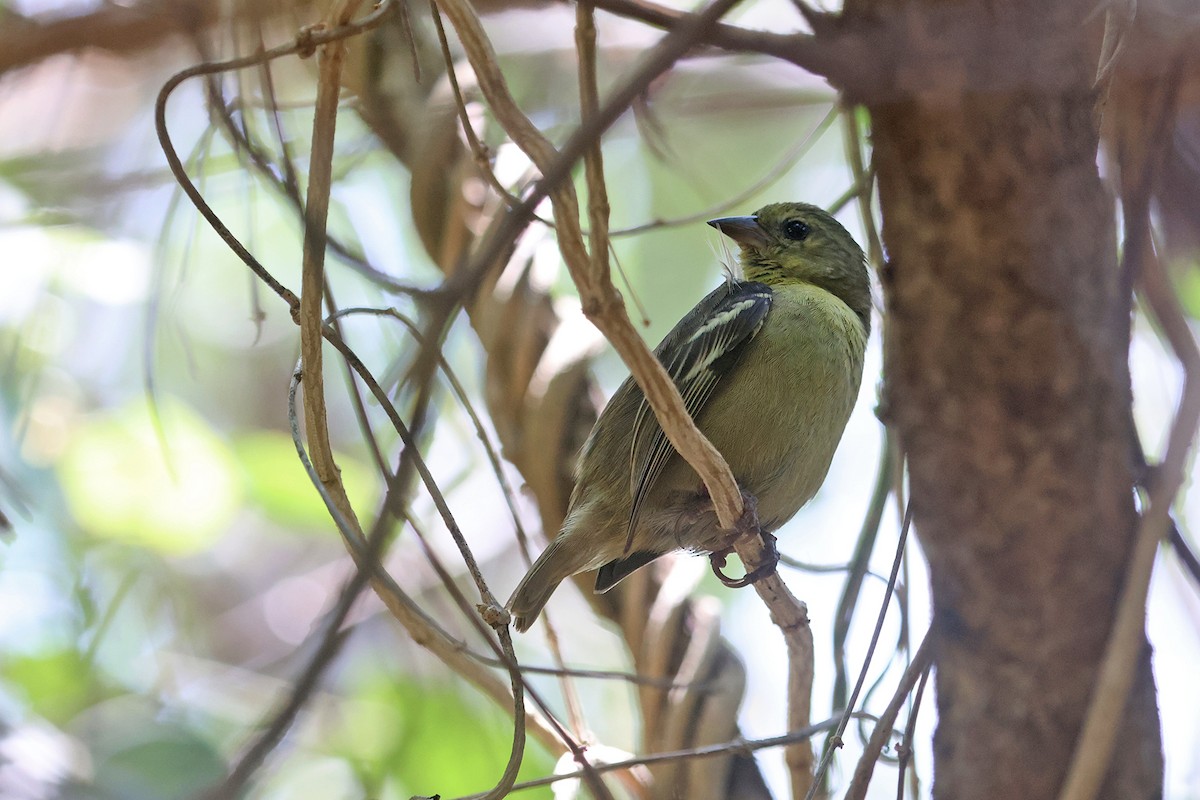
595, 550, 660, 593
623, 280, 773, 552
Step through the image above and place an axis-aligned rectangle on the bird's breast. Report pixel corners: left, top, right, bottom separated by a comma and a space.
657, 283, 867, 533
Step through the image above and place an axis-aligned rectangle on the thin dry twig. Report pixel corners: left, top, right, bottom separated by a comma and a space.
582, 0, 809, 67
156, 7, 563, 791
318, 328, 625, 799
203, 566, 364, 799
606, 103, 839, 238
283, 366, 543, 795
451, 716, 870, 799
427, 1, 525, 210
298, 0, 364, 496
333, 307, 537, 555
1056, 235, 1200, 800
576, 0, 611, 283
1169, 522, 1200, 589
1056, 60, 1197, 800
806, 500, 913, 800
833, 432, 895, 710
843, 632, 934, 800
153, 2, 400, 314
895, 657, 932, 800
435, 0, 757, 531
842, 104, 884, 273
749, 567, 816, 800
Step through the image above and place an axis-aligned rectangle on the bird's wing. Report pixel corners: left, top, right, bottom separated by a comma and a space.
625, 280, 773, 552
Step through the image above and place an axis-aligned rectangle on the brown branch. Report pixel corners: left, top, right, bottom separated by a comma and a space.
1056, 236, 1200, 800
435, 0, 746, 528
576, 0, 612, 280
895, 656, 932, 800
832, 433, 895, 710
607, 104, 838, 238
0, 0, 213, 74
806, 501, 912, 800
581, 0, 811, 66
153, 2, 401, 315
369, 50, 777, 800
294, 7, 535, 795
749, 567, 816, 800
152, 7, 563, 790
452, 716, 857, 799
298, 0, 363, 494
1056, 56, 1197, 800
428, 1, 526, 210
843, 632, 934, 800
282, 361, 561, 754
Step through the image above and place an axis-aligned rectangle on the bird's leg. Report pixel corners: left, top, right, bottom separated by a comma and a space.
708, 491, 779, 588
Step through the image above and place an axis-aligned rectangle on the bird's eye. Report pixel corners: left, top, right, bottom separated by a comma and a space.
783, 219, 811, 241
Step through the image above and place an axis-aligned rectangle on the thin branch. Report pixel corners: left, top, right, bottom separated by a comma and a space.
439, 0, 750, 529
428, 2, 526, 210
0, 0, 220, 74
451, 716, 868, 799
150, 2, 579, 788
319, 330, 618, 799
285, 352, 565, 752
833, 431, 895, 710
1057, 60, 1198, 800
1058, 230, 1200, 796
153, 1, 401, 317
828, 165, 876, 215
843, 632, 934, 800
606, 103, 839, 238
197, 39, 415, 294
582, 0, 812, 67
332, 308, 607, 760
332, 307, 536, 556
466, 652, 721, 689
404, 516, 533, 799
298, 0, 363, 493
577, 0, 612, 282
895, 658, 932, 800
1169, 522, 1200, 590
842, 104, 884, 273
806, 500, 913, 800
710, 545, 818, 798
205, 565, 366, 799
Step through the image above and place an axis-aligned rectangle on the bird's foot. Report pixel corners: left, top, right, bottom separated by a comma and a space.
709, 532, 779, 588
708, 492, 776, 588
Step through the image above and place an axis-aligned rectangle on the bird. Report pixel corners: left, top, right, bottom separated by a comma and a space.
506, 202, 871, 632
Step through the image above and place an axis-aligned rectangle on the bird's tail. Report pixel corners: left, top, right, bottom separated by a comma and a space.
507, 538, 580, 632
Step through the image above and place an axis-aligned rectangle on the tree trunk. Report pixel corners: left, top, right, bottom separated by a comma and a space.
840, 1, 1165, 797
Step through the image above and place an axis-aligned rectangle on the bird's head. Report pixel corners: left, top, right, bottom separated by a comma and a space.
708, 202, 871, 331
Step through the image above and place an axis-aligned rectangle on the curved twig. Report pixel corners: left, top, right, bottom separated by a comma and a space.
843, 632, 934, 800
806, 500, 913, 800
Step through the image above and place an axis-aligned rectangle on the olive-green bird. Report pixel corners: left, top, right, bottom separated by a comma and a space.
507, 202, 870, 632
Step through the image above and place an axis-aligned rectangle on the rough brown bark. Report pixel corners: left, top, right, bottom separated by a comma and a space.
840, 1, 1165, 798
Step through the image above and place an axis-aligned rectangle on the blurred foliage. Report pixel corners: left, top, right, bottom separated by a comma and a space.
0, 1, 1198, 799
59, 401, 240, 554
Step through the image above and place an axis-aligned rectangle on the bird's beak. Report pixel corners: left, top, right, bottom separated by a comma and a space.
707, 215, 770, 248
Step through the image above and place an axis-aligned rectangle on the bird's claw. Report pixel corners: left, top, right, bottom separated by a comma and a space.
709, 531, 779, 588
